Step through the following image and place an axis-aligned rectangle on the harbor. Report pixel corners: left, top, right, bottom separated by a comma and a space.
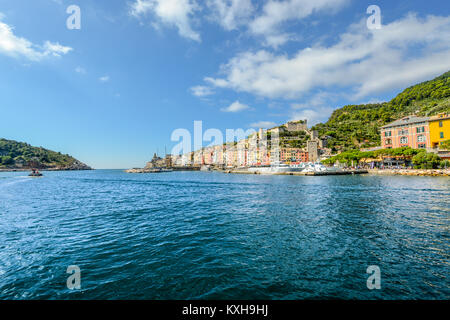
226, 168, 369, 176
125, 159, 370, 176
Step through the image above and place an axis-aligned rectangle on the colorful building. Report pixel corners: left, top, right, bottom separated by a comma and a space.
380, 116, 430, 149
280, 148, 309, 164
269, 148, 308, 164
235, 140, 248, 167
428, 113, 450, 148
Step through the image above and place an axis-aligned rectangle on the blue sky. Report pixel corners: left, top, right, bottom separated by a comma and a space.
0, 0, 449, 168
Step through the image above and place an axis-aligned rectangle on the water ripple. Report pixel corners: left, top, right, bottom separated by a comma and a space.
0, 170, 449, 299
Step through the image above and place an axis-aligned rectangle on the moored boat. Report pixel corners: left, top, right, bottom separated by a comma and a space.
302, 162, 343, 173
248, 162, 292, 174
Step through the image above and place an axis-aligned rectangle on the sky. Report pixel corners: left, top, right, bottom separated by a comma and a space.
0, 0, 449, 169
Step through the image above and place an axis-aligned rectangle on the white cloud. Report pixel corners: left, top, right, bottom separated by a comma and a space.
290, 108, 331, 126
249, 121, 276, 128
75, 66, 86, 74
43, 41, 72, 57
249, 0, 349, 47
221, 100, 250, 112
205, 0, 348, 47
206, 0, 254, 31
0, 20, 72, 61
289, 92, 337, 125
130, 0, 201, 42
128, 0, 348, 46
99, 76, 110, 82
204, 14, 450, 100
190, 85, 214, 97
205, 77, 229, 88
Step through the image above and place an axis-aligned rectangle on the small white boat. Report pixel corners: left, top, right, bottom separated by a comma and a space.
289, 163, 307, 172
302, 162, 343, 173
248, 162, 292, 174
200, 165, 211, 172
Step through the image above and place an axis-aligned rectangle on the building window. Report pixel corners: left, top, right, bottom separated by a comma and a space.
384, 131, 392, 137
440, 132, 445, 139
400, 136, 408, 144
399, 129, 408, 135
439, 121, 443, 127
385, 139, 392, 145
417, 135, 426, 143
416, 127, 425, 133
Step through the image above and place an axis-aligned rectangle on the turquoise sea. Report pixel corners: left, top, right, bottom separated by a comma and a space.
0, 170, 448, 299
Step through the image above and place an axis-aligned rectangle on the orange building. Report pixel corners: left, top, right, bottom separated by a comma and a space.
280, 148, 309, 164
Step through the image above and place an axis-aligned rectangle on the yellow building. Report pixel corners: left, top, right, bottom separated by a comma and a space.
429, 113, 450, 148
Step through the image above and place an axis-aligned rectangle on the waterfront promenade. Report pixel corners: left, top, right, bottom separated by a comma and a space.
224, 168, 369, 176
367, 168, 450, 176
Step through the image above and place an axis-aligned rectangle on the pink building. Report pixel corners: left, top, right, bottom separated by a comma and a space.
380, 116, 430, 149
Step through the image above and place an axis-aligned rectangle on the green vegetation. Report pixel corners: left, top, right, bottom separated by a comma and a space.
279, 130, 309, 149
412, 152, 442, 169
440, 140, 450, 150
0, 138, 88, 169
323, 147, 445, 169
440, 160, 450, 169
323, 147, 426, 166
291, 120, 306, 124
313, 71, 450, 151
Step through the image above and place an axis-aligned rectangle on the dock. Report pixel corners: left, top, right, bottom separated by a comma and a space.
125, 166, 201, 173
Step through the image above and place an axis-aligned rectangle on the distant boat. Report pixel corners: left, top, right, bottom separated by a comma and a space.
29, 169, 43, 177
148, 168, 173, 173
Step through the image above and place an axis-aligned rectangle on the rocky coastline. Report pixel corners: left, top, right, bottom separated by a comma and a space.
0, 160, 93, 172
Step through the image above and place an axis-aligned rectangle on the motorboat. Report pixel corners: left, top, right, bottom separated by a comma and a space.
29, 169, 43, 177
302, 162, 343, 173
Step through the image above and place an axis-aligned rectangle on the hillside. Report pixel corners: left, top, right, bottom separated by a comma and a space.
0, 138, 92, 170
312, 71, 450, 151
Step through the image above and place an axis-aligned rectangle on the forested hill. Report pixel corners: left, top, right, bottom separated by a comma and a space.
312, 71, 450, 151
0, 138, 92, 170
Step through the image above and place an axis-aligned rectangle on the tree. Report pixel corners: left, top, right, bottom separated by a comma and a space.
440, 140, 450, 151
1, 156, 14, 166
412, 152, 441, 169
440, 160, 450, 169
